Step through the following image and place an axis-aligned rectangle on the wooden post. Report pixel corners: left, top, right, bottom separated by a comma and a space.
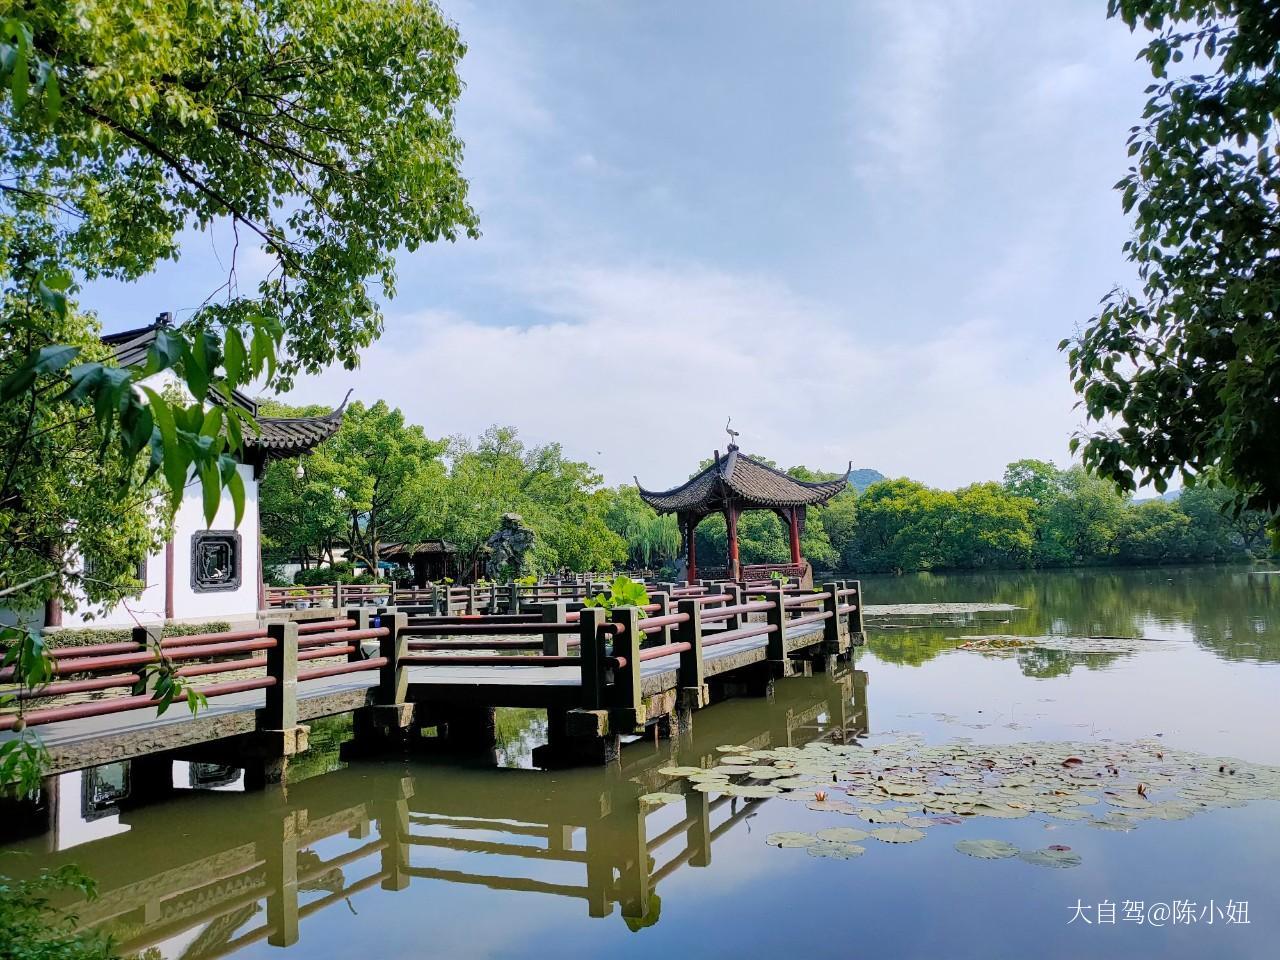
765, 587, 786, 663
726, 504, 740, 580
578, 607, 608, 710
686, 518, 698, 582
652, 590, 672, 647
723, 583, 743, 630
467, 583, 477, 615
489, 581, 498, 613
542, 601, 569, 656
264, 621, 299, 730
674, 597, 706, 709
822, 581, 843, 654
378, 613, 408, 706
788, 507, 802, 566
610, 606, 643, 731
847, 579, 866, 640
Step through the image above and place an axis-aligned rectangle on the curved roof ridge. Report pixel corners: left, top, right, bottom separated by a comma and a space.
636, 448, 848, 514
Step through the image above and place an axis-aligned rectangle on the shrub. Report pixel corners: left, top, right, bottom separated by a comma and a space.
46, 622, 232, 650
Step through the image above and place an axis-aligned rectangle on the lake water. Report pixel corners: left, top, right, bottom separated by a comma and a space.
3, 565, 1278, 959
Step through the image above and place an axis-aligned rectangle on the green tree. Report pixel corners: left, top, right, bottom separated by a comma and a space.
1, 0, 476, 793
1114, 499, 1193, 564
942, 483, 1036, 569
1040, 467, 1129, 565
1064, 0, 1280, 528
602, 486, 681, 568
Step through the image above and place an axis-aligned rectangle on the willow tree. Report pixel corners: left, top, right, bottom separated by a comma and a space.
1064, 0, 1280, 530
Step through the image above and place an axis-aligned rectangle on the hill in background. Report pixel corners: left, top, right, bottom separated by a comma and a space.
846, 468, 886, 492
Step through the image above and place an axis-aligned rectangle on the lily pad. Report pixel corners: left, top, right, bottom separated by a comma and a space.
816, 827, 870, 843
1019, 847, 1083, 869
807, 842, 866, 859
871, 827, 926, 843
766, 831, 818, 848
657, 766, 704, 777
639, 792, 684, 806
954, 839, 1020, 859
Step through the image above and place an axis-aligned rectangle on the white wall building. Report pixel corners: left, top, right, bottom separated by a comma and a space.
33, 317, 344, 629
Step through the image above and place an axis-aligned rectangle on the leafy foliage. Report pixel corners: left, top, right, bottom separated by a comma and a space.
0, 865, 112, 960
1064, 0, 1280, 528
582, 575, 650, 614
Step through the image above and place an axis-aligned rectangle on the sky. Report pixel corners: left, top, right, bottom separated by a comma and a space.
85, 0, 1155, 491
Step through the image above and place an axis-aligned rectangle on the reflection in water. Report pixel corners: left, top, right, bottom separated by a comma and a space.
861, 565, 1280, 669
1, 668, 868, 958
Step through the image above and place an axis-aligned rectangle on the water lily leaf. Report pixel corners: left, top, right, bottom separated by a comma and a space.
719, 756, 756, 765
816, 827, 870, 843
808, 842, 866, 859
766, 831, 818, 848
807, 799, 857, 813
639, 792, 684, 805
1019, 848, 1083, 868
864, 809, 908, 824
871, 827, 925, 843
658, 766, 705, 777
955, 838, 1020, 859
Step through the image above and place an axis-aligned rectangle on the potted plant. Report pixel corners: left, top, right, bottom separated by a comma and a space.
288, 588, 312, 610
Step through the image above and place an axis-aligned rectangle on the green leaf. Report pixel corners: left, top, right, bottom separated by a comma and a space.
199, 457, 220, 526
10, 30, 28, 111
43, 68, 59, 122
0, 343, 81, 400
224, 327, 247, 385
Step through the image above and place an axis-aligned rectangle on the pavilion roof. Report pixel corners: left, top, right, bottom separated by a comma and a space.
636, 446, 849, 515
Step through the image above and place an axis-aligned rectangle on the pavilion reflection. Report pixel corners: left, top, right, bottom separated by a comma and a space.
10, 666, 868, 956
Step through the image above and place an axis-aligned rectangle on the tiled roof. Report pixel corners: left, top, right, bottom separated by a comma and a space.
249, 407, 344, 459
637, 446, 849, 513
102, 319, 345, 461
102, 320, 259, 413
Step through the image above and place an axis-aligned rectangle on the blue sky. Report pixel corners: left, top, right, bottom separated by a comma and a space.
86, 0, 1154, 490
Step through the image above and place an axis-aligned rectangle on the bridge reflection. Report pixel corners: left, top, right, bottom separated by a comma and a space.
6, 668, 868, 955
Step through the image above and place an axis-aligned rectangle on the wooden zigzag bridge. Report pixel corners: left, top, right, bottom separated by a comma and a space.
1, 577, 865, 789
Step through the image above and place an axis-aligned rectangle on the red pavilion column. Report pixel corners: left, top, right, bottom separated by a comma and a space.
788, 507, 802, 566
686, 518, 699, 582
726, 505, 741, 580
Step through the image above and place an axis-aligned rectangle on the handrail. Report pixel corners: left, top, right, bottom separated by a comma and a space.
702, 621, 775, 649
0, 675, 277, 731
785, 610, 833, 631
699, 601, 773, 624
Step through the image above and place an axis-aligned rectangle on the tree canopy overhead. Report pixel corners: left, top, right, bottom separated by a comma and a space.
1064, 0, 1280, 524
4, 0, 478, 386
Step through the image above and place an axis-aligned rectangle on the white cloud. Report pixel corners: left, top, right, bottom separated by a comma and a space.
284, 259, 1079, 490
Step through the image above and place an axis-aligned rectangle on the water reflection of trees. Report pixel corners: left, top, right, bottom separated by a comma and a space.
6, 669, 871, 954
861, 566, 1280, 665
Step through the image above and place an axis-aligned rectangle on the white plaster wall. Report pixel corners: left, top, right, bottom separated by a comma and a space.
168, 462, 261, 622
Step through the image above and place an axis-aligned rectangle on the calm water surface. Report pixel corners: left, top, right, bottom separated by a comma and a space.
3, 565, 1278, 959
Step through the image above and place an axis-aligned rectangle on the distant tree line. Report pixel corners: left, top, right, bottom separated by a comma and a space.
261, 402, 1272, 583
602, 459, 1272, 576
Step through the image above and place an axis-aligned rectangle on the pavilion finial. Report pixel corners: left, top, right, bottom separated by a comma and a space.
725, 416, 740, 450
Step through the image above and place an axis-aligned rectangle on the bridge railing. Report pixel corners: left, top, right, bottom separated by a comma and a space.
0, 611, 407, 732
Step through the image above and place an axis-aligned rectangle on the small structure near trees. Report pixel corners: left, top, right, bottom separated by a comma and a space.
636, 444, 848, 582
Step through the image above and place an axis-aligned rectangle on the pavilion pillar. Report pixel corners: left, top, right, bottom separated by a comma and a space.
685, 516, 699, 582
788, 507, 802, 566
725, 505, 741, 580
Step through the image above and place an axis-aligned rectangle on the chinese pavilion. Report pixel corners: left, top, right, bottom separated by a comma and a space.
636, 445, 848, 582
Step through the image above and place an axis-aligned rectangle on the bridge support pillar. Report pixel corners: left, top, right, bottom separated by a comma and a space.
533, 708, 619, 768
242, 725, 310, 790
265, 810, 301, 947
121, 754, 175, 808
